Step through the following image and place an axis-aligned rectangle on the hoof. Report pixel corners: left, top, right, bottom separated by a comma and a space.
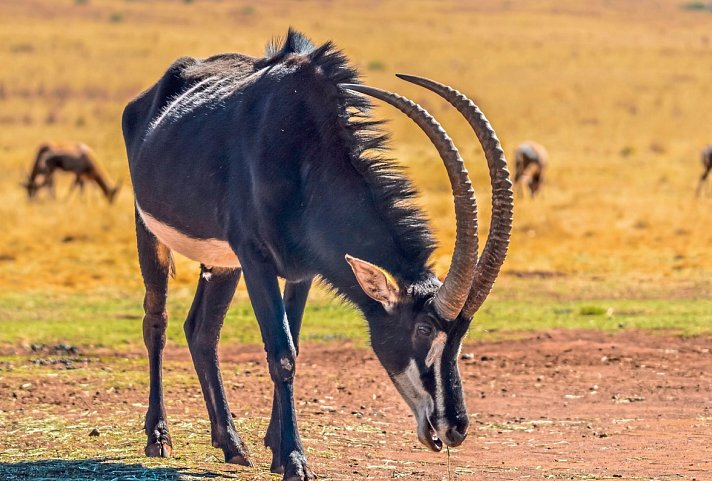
284, 471, 315, 481
145, 421, 172, 458
265, 434, 284, 473
270, 461, 285, 475
267, 442, 284, 474
283, 452, 315, 481
219, 434, 253, 467
226, 453, 253, 467
145, 442, 172, 458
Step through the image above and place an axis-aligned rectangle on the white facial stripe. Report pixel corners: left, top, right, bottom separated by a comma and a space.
136, 203, 241, 268
425, 332, 447, 368
425, 332, 448, 432
433, 337, 467, 441
432, 344, 446, 432
392, 359, 432, 421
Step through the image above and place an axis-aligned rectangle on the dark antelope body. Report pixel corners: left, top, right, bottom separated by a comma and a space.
122, 30, 512, 480
514, 141, 547, 198
697, 145, 712, 197
24, 141, 121, 202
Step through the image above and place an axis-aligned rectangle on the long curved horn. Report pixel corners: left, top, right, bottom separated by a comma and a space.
340, 83, 478, 321
396, 74, 513, 320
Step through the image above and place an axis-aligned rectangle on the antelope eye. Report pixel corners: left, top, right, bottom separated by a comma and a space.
416, 324, 433, 337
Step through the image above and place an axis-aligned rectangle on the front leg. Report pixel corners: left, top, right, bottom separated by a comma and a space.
236, 244, 314, 481
265, 278, 312, 474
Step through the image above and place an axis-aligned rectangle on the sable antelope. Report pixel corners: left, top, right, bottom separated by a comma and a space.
696, 145, 712, 197
23, 142, 121, 203
122, 30, 512, 480
513, 141, 547, 197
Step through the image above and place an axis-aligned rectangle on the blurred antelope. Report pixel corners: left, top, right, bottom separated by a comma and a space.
24, 141, 121, 203
513, 141, 547, 197
696, 145, 712, 197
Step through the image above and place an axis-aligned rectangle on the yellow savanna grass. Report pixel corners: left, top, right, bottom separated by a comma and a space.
0, 0, 711, 299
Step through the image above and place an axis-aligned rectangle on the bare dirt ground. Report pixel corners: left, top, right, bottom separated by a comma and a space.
1, 330, 710, 480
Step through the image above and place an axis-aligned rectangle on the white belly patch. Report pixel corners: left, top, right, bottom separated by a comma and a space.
136, 204, 240, 268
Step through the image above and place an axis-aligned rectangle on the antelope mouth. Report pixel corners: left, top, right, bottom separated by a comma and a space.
418, 418, 443, 452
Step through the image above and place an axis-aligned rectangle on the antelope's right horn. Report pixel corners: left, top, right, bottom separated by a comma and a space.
341, 82, 479, 321
396, 74, 513, 320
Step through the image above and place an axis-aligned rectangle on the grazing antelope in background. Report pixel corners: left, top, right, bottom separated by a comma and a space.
514, 141, 547, 197
696, 145, 712, 197
23, 142, 121, 203
122, 29, 513, 481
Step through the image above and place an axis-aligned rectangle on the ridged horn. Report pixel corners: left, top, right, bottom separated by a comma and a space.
396, 74, 513, 320
340, 83, 478, 321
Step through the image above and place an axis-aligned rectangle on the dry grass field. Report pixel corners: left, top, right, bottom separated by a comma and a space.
1, 0, 711, 297
1, 1, 712, 480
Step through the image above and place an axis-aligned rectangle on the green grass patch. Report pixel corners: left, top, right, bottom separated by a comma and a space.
0, 290, 710, 352
366, 60, 386, 71
578, 305, 609, 316
473, 298, 712, 337
108, 12, 124, 23
0, 289, 366, 351
680, 1, 712, 11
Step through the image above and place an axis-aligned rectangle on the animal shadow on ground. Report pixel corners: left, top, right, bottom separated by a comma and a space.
0, 459, 234, 481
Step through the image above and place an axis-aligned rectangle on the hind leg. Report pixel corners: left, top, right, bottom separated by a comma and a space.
184, 265, 252, 466
698, 170, 711, 197
135, 210, 173, 457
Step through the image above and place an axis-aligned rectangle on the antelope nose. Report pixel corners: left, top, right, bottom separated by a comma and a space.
444, 424, 468, 447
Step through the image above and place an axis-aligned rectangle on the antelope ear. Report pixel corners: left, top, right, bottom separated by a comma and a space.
345, 254, 400, 312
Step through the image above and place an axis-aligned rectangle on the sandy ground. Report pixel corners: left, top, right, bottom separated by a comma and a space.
0, 330, 710, 480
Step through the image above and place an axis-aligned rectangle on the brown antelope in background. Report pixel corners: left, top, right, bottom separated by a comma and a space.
514, 141, 547, 198
696, 145, 712, 197
23, 141, 121, 203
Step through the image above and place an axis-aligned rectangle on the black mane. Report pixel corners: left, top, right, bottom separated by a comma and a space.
264, 27, 318, 60
267, 29, 437, 275
131, 28, 437, 282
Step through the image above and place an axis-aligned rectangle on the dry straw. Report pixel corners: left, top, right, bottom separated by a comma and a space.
446, 446, 453, 480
